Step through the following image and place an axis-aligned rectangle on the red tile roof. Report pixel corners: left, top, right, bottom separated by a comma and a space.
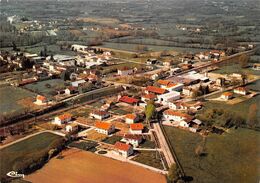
57, 113, 72, 121
114, 142, 131, 151
145, 86, 166, 95
157, 80, 171, 86
36, 95, 46, 101
95, 122, 113, 130
119, 96, 139, 104
164, 109, 193, 120
130, 123, 144, 131
91, 110, 109, 116
142, 93, 157, 99
125, 114, 137, 120
222, 92, 233, 97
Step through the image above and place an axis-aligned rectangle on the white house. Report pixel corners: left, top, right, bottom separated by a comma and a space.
35, 95, 48, 105
114, 142, 134, 158
157, 91, 181, 105
71, 80, 86, 87
129, 123, 144, 134
234, 87, 247, 95
65, 86, 77, 95
65, 123, 78, 133
125, 114, 139, 124
71, 44, 88, 52
117, 67, 134, 76
54, 113, 72, 125
221, 92, 233, 100
121, 134, 143, 148
90, 110, 110, 120
163, 109, 193, 122
141, 93, 157, 102
95, 122, 115, 135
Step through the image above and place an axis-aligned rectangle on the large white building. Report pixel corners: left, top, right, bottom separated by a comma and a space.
157, 91, 181, 105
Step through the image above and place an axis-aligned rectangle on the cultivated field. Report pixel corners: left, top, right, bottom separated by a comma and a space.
25, 148, 166, 183
0, 132, 63, 180
0, 86, 36, 117
24, 79, 66, 97
164, 126, 260, 183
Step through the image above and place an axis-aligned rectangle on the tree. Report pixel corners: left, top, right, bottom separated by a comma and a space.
239, 54, 249, 68
145, 100, 156, 126
247, 104, 258, 128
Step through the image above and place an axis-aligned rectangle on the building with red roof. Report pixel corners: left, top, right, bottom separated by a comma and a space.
90, 110, 110, 120
234, 87, 247, 95
54, 113, 72, 125
114, 142, 134, 158
129, 123, 144, 134
35, 95, 48, 105
145, 86, 166, 95
95, 121, 115, 135
119, 96, 139, 105
125, 114, 139, 124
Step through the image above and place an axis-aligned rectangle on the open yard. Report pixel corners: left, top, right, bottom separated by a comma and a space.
0, 132, 64, 180
25, 148, 166, 183
164, 126, 260, 183
0, 86, 36, 118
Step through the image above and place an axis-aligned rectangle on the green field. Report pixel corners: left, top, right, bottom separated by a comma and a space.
24, 79, 66, 97
0, 86, 36, 117
0, 132, 64, 179
203, 80, 260, 121
164, 126, 260, 183
213, 63, 260, 76
132, 150, 164, 170
102, 42, 206, 53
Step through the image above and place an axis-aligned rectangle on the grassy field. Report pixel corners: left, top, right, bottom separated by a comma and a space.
0, 86, 36, 117
0, 132, 63, 179
24, 79, 66, 97
102, 42, 206, 53
132, 151, 164, 170
25, 148, 166, 183
213, 63, 260, 76
203, 80, 260, 121
164, 126, 260, 183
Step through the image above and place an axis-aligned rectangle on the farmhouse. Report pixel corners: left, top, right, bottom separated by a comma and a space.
71, 44, 88, 52
119, 96, 139, 105
71, 80, 86, 87
95, 122, 115, 135
54, 113, 72, 125
145, 86, 166, 95
114, 142, 134, 158
65, 86, 78, 95
125, 114, 139, 124
253, 63, 260, 70
234, 87, 247, 95
117, 67, 134, 76
169, 101, 202, 111
129, 123, 144, 134
121, 134, 143, 147
90, 110, 110, 120
221, 92, 233, 100
141, 93, 157, 102
35, 95, 48, 105
65, 123, 78, 133
163, 109, 193, 122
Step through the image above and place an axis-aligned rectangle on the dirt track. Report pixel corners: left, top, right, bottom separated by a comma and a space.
25, 148, 166, 183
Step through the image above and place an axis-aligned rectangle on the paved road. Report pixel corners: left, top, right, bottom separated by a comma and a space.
153, 123, 175, 167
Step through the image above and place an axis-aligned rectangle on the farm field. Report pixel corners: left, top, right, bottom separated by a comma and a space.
163, 126, 260, 183
203, 80, 260, 121
25, 148, 166, 183
102, 42, 207, 53
0, 132, 64, 180
212, 63, 260, 76
24, 79, 66, 97
0, 86, 36, 117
